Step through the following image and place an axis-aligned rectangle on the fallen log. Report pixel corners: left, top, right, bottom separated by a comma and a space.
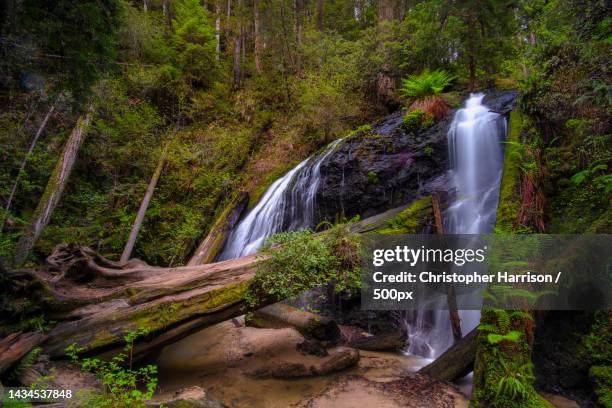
0, 331, 46, 375
8, 200, 429, 360
245, 303, 340, 342
418, 327, 478, 381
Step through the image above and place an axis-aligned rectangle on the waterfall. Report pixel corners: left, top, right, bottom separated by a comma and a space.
218, 140, 341, 260
445, 94, 506, 234
405, 93, 507, 358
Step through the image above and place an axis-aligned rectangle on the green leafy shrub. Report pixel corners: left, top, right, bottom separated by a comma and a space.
65, 327, 158, 408
245, 221, 362, 307
402, 109, 434, 131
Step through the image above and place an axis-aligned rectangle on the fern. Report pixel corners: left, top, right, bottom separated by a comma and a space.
478, 324, 498, 332
8, 346, 42, 380
495, 361, 535, 401
494, 309, 511, 332
400, 69, 455, 99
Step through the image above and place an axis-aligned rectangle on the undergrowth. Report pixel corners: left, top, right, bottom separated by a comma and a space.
244, 220, 362, 307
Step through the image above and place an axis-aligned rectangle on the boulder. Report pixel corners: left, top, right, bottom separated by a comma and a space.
347, 329, 406, 351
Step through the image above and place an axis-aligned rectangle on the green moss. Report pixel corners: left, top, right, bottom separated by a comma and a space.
402, 109, 434, 131
495, 110, 523, 233
346, 124, 373, 139
590, 365, 612, 408
377, 196, 432, 234
87, 329, 118, 351
199, 281, 249, 311
367, 171, 379, 184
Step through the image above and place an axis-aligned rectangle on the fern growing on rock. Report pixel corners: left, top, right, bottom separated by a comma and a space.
400, 70, 455, 122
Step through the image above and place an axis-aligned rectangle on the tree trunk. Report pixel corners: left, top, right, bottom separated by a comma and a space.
13, 105, 94, 267
347, 330, 405, 351
2, 100, 56, 231
215, 0, 221, 61
432, 193, 462, 343
419, 327, 477, 381
316, 0, 324, 30
120, 140, 171, 263
378, 0, 394, 21
187, 191, 249, 266
232, 0, 242, 89
466, 12, 477, 91
0, 331, 46, 375
253, 0, 262, 73
375, 0, 395, 101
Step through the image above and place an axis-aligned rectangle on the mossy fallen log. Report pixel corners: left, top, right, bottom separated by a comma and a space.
10, 199, 431, 361
13, 244, 266, 359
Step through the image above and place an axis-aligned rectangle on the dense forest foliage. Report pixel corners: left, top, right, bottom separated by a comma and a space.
0, 0, 610, 406
1, 0, 609, 266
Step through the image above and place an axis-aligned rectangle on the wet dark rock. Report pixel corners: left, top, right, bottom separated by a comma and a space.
533, 311, 599, 407
482, 89, 518, 116
297, 338, 329, 357
347, 329, 406, 351
312, 90, 517, 222
315, 112, 452, 221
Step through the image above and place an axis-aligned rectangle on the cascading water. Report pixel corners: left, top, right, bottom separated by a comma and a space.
218, 140, 342, 260
405, 93, 507, 358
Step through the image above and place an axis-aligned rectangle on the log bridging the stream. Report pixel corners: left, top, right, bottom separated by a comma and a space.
16, 244, 266, 360
4, 200, 432, 364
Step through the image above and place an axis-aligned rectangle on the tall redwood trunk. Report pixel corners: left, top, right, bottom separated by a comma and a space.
120, 140, 170, 262
215, 0, 221, 61
232, 0, 242, 88
467, 11, 477, 91
2, 101, 56, 230
316, 0, 324, 30
253, 0, 262, 73
376, 0, 395, 100
378, 0, 394, 21
13, 104, 94, 266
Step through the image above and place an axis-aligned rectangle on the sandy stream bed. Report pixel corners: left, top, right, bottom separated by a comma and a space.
154, 320, 469, 408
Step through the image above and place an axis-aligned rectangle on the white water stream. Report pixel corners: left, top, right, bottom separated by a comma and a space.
405, 93, 506, 358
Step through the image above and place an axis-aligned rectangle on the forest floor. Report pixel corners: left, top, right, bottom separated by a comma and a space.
154, 320, 469, 408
